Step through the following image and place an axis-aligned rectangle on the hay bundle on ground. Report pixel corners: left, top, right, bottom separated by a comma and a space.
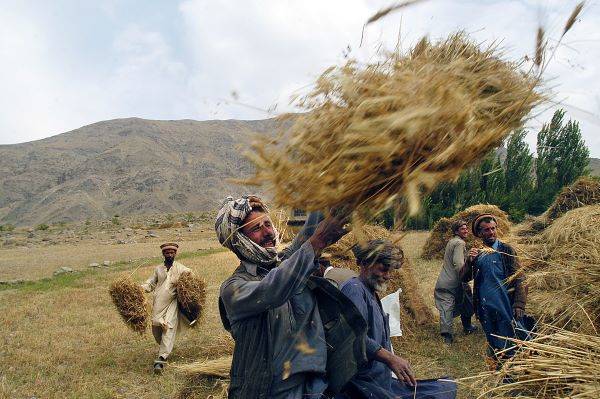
525, 204, 600, 332
546, 176, 600, 221
421, 204, 511, 259
109, 276, 148, 334
244, 33, 542, 222
474, 326, 600, 398
176, 355, 233, 379
175, 272, 207, 326
328, 225, 433, 326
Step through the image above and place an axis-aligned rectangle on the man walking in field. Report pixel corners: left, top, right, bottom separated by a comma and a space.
340, 239, 457, 399
216, 195, 350, 398
434, 220, 477, 345
460, 214, 528, 361
141, 242, 190, 373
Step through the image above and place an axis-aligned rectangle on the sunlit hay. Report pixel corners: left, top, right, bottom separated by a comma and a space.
525, 205, 600, 333
200, 333, 235, 358
471, 325, 600, 399
270, 208, 293, 242
328, 225, 433, 326
176, 355, 233, 379
421, 204, 511, 259
546, 176, 600, 222
177, 359, 230, 399
244, 33, 543, 225
109, 276, 148, 334
175, 272, 207, 327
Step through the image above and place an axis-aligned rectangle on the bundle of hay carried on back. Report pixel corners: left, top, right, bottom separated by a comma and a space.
243, 32, 543, 225
421, 204, 511, 259
328, 224, 433, 327
546, 176, 600, 222
475, 325, 600, 399
525, 204, 600, 333
109, 276, 149, 334
175, 272, 207, 327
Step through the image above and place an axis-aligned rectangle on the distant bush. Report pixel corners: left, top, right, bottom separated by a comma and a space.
111, 216, 121, 225
183, 212, 196, 223
85, 219, 92, 226
36, 224, 50, 231
5, 224, 15, 232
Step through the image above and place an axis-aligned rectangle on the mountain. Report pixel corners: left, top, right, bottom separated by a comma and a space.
0, 118, 282, 226
1, 117, 598, 227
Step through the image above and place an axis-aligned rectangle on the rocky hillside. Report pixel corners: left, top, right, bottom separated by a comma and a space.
0, 118, 281, 226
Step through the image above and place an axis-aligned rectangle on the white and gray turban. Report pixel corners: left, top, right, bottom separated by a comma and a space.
215, 196, 279, 266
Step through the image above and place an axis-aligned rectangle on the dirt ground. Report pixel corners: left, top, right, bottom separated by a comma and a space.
0, 229, 486, 399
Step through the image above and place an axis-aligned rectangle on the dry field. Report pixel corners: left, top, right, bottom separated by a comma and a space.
0, 230, 486, 398
0, 224, 220, 281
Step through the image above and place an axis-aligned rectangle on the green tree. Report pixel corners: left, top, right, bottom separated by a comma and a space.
554, 119, 589, 187
530, 109, 589, 214
504, 129, 534, 221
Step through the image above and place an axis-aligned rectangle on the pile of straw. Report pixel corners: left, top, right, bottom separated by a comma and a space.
176, 355, 233, 379
546, 176, 600, 221
421, 204, 511, 259
244, 33, 542, 222
525, 204, 600, 332
175, 272, 207, 326
328, 224, 433, 326
109, 276, 148, 334
475, 326, 600, 398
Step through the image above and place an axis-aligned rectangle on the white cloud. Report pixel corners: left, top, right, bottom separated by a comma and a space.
0, 0, 598, 156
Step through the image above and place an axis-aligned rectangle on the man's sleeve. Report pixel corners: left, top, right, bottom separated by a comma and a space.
340, 282, 382, 359
141, 268, 158, 292
279, 211, 324, 260
507, 245, 527, 310
452, 241, 466, 272
221, 241, 318, 323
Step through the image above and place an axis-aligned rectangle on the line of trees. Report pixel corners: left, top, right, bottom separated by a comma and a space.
400, 109, 591, 229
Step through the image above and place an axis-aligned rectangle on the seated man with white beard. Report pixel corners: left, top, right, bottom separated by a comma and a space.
339, 240, 457, 399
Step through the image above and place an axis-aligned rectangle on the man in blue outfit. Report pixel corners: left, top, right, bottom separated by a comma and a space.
340, 239, 457, 399
460, 214, 528, 361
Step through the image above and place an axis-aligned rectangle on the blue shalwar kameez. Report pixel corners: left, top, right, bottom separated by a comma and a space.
340, 277, 457, 399
475, 240, 527, 356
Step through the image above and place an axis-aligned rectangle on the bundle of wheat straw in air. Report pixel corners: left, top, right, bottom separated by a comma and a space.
474, 326, 600, 398
109, 276, 148, 334
175, 272, 207, 327
244, 32, 543, 222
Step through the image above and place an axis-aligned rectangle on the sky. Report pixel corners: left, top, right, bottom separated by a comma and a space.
1, 0, 599, 156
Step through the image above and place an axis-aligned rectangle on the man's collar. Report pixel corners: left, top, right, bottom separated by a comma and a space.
242, 260, 258, 276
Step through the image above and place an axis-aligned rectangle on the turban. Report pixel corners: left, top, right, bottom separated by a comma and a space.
352, 239, 404, 269
472, 214, 497, 237
160, 242, 179, 252
215, 196, 279, 266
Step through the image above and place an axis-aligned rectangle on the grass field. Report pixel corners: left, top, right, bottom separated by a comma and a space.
0, 230, 486, 398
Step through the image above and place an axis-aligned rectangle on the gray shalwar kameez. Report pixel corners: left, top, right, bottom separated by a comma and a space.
434, 236, 474, 335
220, 241, 328, 398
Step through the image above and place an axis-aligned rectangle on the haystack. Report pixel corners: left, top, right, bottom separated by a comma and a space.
546, 176, 600, 221
476, 326, 600, 399
243, 33, 542, 223
421, 204, 511, 259
175, 272, 207, 327
109, 276, 148, 334
525, 204, 600, 333
328, 224, 433, 327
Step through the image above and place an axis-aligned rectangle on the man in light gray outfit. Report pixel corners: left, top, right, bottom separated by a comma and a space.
434, 220, 477, 344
